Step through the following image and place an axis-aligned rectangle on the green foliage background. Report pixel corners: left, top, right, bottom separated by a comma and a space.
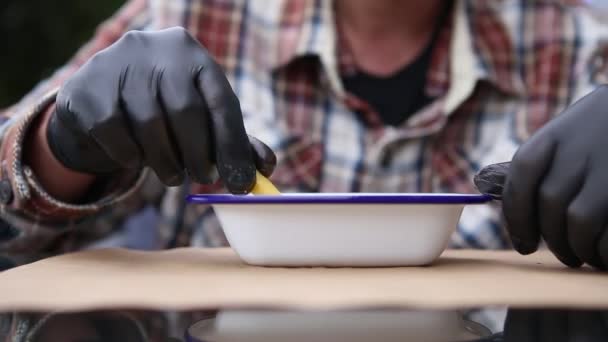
0, 1, 124, 108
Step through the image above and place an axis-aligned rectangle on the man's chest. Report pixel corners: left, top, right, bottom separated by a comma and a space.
235, 66, 523, 195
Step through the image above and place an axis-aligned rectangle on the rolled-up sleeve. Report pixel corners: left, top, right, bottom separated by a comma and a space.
0, 0, 156, 256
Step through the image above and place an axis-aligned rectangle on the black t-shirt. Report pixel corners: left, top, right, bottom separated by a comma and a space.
341, 6, 449, 127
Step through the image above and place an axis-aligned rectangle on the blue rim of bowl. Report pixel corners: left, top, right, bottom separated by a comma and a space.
186, 193, 492, 205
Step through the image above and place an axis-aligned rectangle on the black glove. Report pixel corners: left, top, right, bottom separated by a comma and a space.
503, 309, 608, 342
475, 86, 608, 269
48, 27, 275, 194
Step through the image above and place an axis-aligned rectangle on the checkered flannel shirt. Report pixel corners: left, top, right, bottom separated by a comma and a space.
2, 0, 608, 340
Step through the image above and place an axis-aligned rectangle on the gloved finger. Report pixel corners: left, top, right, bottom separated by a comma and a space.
249, 136, 277, 177
567, 172, 608, 269
88, 107, 143, 172
196, 61, 255, 194
54, 75, 141, 173
76, 54, 143, 171
537, 146, 584, 268
474, 162, 510, 200
159, 66, 214, 184
504, 309, 539, 342
503, 134, 556, 254
121, 66, 184, 186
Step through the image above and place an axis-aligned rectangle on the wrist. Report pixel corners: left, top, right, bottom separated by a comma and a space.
24, 104, 96, 203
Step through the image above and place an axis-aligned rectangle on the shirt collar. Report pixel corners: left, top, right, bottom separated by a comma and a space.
441, 0, 525, 113
269, 0, 525, 112
269, 0, 343, 95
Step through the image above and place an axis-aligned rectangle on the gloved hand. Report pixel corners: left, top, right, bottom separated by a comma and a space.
475, 86, 608, 269
48, 27, 275, 194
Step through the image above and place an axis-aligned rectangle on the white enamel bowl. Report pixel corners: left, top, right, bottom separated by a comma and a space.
185, 309, 492, 342
187, 193, 491, 267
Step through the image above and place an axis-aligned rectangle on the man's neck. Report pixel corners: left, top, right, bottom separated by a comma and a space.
336, 0, 445, 76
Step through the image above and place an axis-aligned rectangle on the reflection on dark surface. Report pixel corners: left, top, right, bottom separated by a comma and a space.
2, 308, 608, 341
502, 309, 608, 342
184, 309, 491, 342
31, 312, 146, 342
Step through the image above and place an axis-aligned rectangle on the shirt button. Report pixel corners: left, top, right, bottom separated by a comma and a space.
0, 179, 13, 205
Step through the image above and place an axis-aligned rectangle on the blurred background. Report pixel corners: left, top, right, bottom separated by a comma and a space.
0, 0, 124, 108
0, 0, 605, 109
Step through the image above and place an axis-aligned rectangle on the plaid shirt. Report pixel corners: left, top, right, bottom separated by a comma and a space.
1, 0, 607, 339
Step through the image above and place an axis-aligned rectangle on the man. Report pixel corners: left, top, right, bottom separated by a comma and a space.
1, 0, 608, 339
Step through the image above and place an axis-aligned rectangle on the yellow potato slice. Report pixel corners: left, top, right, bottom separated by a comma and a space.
250, 171, 281, 195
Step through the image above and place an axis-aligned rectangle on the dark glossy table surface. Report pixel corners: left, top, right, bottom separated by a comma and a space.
6, 306, 608, 342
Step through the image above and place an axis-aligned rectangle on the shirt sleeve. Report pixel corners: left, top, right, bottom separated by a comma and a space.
570, 6, 608, 101
0, 0, 159, 257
